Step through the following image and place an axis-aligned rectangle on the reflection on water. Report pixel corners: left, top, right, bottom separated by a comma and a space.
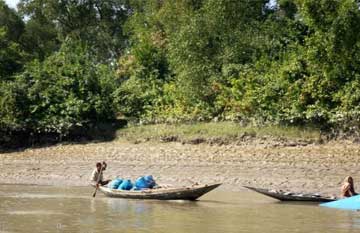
0, 185, 360, 233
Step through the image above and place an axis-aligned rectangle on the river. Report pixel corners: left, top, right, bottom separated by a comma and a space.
0, 185, 359, 233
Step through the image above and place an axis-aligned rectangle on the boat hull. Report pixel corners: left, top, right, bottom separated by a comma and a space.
97, 183, 221, 201
244, 186, 337, 202
320, 195, 360, 210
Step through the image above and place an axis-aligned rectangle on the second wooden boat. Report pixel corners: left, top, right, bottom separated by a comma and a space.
244, 186, 337, 202
96, 183, 221, 201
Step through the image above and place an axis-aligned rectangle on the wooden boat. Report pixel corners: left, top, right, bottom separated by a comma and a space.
95, 183, 221, 200
244, 186, 337, 203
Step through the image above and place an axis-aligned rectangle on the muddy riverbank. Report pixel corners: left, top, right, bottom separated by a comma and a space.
1, 140, 359, 196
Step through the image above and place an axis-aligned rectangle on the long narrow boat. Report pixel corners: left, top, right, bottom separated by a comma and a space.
95, 183, 221, 201
244, 186, 337, 203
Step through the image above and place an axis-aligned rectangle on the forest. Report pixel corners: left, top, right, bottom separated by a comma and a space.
1, 0, 360, 146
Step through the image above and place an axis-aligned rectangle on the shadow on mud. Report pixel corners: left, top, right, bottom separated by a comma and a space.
0, 119, 127, 153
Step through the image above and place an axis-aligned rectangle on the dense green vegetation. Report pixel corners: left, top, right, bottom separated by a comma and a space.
1, 0, 360, 146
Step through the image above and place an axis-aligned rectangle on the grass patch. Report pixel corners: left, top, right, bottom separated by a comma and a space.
116, 122, 321, 143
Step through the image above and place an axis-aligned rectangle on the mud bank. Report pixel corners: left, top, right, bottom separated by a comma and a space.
1, 140, 359, 196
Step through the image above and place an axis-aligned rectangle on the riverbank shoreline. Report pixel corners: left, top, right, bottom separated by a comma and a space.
1, 140, 359, 196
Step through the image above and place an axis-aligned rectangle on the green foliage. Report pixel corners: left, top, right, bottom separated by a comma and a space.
111, 0, 360, 133
4, 0, 360, 146
0, 1, 28, 79
0, 0, 24, 41
0, 77, 30, 131
18, 0, 130, 62
20, 17, 60, 61
1, 39, 117, 137
117, 122, 321, 143
114, 1, 170, 120
0, 27, 27, 79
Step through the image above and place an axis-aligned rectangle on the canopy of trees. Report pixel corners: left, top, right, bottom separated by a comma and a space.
1, 0, 360, 145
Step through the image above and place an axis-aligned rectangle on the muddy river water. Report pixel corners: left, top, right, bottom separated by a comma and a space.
0, 185, 359, 233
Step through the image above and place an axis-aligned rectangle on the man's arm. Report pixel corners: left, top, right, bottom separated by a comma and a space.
341, 183, 351, 197
102, 161, 107, 171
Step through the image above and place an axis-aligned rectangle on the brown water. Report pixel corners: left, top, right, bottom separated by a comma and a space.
0, 185, 359, 233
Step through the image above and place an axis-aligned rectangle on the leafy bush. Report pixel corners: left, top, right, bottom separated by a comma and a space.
0, 39, 117, 140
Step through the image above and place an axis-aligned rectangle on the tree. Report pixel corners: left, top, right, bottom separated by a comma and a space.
0, 0, 24, 41
0, 27, 27, 80
18, 0, 131, 62
294, 0, 360, 127
0, 1, 28, 79
4, 39, 117, 136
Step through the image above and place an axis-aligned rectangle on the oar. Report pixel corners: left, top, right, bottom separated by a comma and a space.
92, 165, 105, 198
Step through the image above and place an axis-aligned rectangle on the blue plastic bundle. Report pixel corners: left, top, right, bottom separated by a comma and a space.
134, 175, 156, 190
118, 179, 133, 190
135, 176, 148, 190
108, 178, 123, 189
144, 175, 156, 188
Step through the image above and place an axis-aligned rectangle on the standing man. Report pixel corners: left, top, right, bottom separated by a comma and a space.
90, 161, 111, 187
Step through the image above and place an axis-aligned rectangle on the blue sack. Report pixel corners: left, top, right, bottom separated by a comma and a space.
135, 176, 149, 190
118, 179, 133, 190
109, 178, 123, 189
135, 175, 156, 190
144, 175, 156, 188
